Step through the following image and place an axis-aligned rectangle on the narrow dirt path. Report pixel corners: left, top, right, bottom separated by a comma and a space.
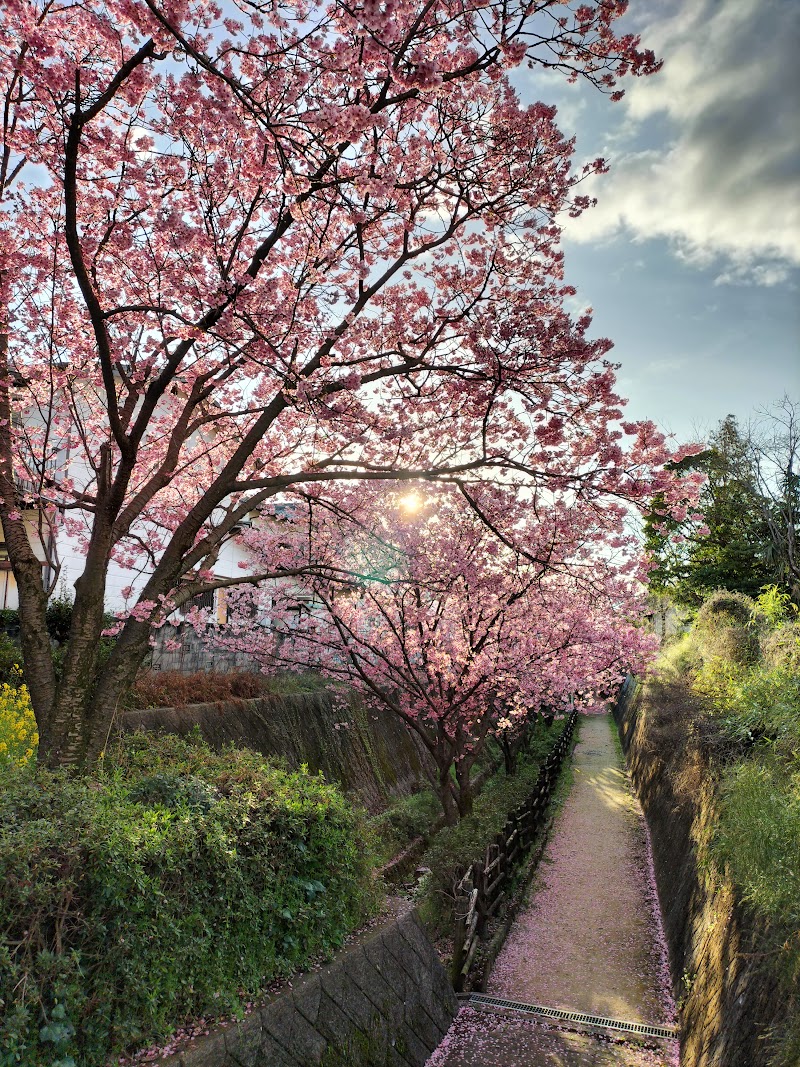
426, 714, 679, 1067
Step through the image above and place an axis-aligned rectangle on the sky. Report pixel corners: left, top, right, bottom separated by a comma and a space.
513, 0, 800, 447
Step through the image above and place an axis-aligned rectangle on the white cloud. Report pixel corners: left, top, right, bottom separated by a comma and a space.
565, 0, 800, 286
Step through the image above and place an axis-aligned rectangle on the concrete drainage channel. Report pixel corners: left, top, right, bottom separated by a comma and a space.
459, 992, 678, 1041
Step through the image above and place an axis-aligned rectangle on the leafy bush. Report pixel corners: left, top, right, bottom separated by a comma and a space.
0, 732, 376, 1066
368, 788, 442, 867
45, 592, 74, 645
755, 585, 797, 628
0, 634, 23, 687
127, 770, 219, 813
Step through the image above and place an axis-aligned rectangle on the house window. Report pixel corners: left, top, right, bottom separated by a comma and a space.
179, 588, 215, 614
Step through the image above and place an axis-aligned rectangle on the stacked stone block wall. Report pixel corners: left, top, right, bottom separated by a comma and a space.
123, 689, 433, 812
155, 909, 457, 1067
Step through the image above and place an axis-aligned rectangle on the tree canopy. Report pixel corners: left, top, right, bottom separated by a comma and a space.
1, 0, 695, 767
224, 483, 659, 822
645, 404, 800, 607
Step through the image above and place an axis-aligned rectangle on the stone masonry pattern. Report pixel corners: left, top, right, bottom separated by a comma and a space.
156, 910, 458, 1067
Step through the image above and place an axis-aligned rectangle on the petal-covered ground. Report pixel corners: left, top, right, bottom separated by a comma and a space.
426, 714, 679, 1067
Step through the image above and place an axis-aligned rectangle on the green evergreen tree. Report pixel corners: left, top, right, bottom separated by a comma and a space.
646, 416, 775, 606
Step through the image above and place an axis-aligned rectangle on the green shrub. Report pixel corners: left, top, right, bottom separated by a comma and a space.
694, 590, 760, 666
694, 659, 800, 753
368, 788, 442, 867
45, 593, 74, 645
756, 585, 797, 629
127, 770, 219, 812
0, 732, 377, 1066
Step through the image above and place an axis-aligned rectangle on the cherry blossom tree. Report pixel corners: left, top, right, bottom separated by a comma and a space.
0, 0, 667, 768
231, 484, 665, 822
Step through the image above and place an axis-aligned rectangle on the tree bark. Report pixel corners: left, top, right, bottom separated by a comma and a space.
0, 305, 57, 742
40, 512, 117, 766
454, 759, 474, 819
435, 757, 459, 826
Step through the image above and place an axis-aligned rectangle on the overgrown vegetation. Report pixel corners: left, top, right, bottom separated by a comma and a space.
657, 585, 800, 1065
0, 731, 376, 1067
107, 667, 330, 709
129, 667, 268, 708
417, 716, 567, 935
368, 788, 442, 868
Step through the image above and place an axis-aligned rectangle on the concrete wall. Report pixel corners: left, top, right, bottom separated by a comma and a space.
147, 622, 256, 673
123, 689, 434, 813
155, 908, 457, 1067
614, 677, 784, 1067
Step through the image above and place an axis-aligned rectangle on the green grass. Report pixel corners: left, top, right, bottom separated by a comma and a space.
261, 670, 334, 694
554, 712, 582, 807
712, 757, 800, 929
654, 593, 800, 1066
367, 788, 442, 867
670, 636, 800, 966
608, 709, 626, 767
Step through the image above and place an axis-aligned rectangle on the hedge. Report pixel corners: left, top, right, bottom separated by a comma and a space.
0, 732, 376, 1066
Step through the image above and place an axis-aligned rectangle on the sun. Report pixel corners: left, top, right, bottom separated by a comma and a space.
399, 491, 423, 514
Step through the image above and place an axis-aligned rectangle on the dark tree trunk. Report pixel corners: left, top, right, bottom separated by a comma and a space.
0, 318, 57, 742
500, 733, 517, 775
454, 758, 475, 819
436, 759, 459, 826
40, 518, 118, 767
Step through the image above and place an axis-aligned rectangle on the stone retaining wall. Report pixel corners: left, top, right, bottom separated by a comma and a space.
156, 908, 457, 1067
123, 690, 434, 812
614, 676, 784, 1067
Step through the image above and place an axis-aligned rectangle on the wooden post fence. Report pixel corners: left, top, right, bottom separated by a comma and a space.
450, 710, 577, 990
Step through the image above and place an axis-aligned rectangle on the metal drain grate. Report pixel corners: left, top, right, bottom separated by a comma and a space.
459, 992, 677, 1040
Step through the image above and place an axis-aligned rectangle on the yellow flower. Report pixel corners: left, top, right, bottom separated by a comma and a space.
0, 682, 37, 767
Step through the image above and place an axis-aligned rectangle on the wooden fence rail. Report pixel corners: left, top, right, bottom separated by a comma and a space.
450, 710, 578, 989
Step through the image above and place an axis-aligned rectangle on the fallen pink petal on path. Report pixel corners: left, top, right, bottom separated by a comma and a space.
426, 714, 680, 1067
